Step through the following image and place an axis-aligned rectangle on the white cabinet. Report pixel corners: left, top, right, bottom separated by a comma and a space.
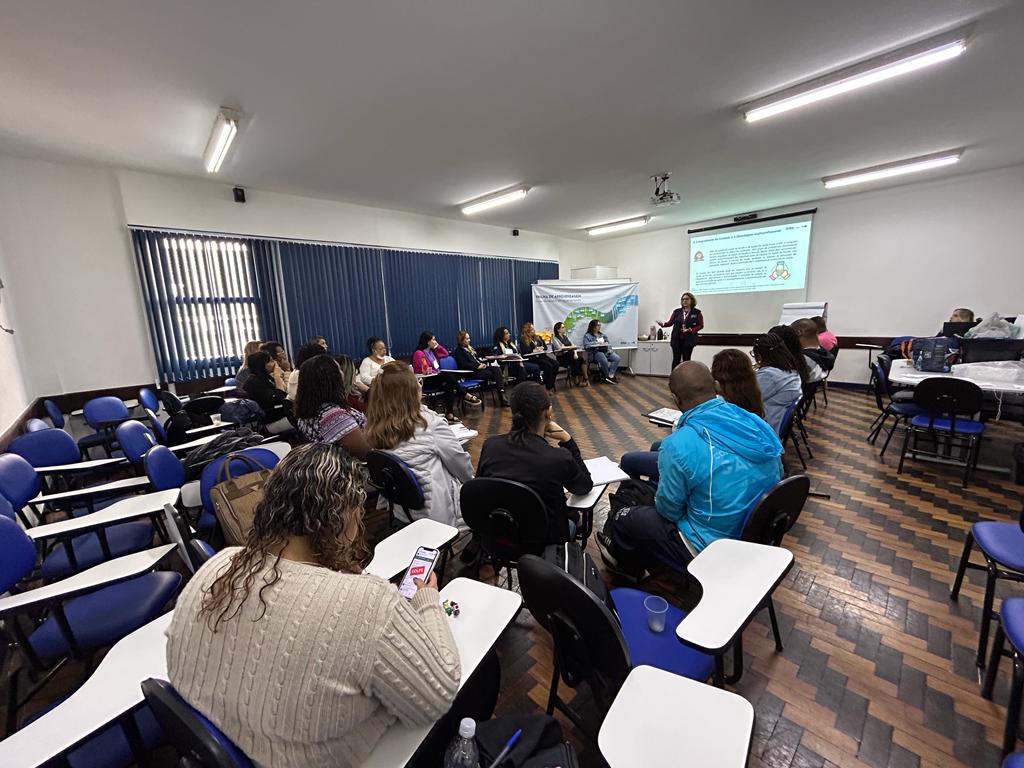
632, 341, 673, 376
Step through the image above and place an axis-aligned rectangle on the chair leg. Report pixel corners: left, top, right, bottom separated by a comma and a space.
791, 435, 807, 470
950, 531, 975, 600
896, 425, 912, 475
978, 562, 999, 669
767, 597, 784, 652
879, 416, 902, 458
545, 654, 561, 715
1003, 653, 1024, 757
983, 623, 1005, 699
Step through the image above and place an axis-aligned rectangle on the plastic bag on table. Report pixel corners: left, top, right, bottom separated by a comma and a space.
966, 313, 1021, 339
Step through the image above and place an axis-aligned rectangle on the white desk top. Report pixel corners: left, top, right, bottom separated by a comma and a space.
167, 433, 220, 454
28, 489, 181, 541
361, 578, 522, 768
583, 456, 629, 486
451, 424, 478, 444
599, 665, 754, 768
34, 457, 127, 475
676, 539, 793, 652
364, 519, 460, 579
0, 613, 172, 766
32, 475, 150, 505
0, 545, 176, 614
185, 418, 230, 436
204, 385, 238, 394
889, 358, 1024, 394
567, 484, 607, 511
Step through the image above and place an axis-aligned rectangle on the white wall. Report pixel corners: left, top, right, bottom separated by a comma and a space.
0, 155, 154, 400
117, 171, 588, 276
0, 237, 32, 431
589, 165, 1024, 382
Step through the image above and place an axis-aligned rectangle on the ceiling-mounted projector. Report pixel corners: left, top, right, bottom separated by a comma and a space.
650, 172, 681, 207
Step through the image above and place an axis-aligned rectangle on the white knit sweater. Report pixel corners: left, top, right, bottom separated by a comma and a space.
166, 548, 461, 768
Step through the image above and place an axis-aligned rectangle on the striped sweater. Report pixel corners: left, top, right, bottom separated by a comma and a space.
166, 548, 461, 767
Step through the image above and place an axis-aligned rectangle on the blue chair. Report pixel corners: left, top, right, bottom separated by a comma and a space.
366, 450, 424, 529
224, 377, 239, 387
897, 377, 985, 487
25, 418, 50, 433
81, 397, 131, 458
43, 399, 66, 429
1005, 754, 1024, 768
867, 361, 923, 456
196, 448, 279, 538
142, 678, 254, 767
116, 420, 158, 466
518, 553, 712, 736
0, 453, 155, 580
9, 428, 80, 468
145, 408, 169, 445
0, 515, 181, 728
138, 387, 160, 414
144, 445, 187, 492
951, 505, 1024, 670
983, 597, 1024, 757
439, 355, 484, 414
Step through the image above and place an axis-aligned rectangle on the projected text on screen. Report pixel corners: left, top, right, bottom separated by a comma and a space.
689, 219, 812, 296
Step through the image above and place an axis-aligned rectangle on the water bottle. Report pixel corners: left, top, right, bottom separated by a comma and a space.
444, 718, 480, 768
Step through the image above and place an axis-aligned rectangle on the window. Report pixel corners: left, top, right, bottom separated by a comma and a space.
132, 230, 270, 382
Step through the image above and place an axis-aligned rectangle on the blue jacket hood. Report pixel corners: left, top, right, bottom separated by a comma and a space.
677, 397, 783, 464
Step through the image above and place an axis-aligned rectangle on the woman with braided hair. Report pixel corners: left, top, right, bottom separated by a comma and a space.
753, 332, 802, 434
476, 381, 593, 543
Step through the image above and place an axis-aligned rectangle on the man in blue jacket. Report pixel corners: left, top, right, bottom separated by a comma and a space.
600, 362, 783, 577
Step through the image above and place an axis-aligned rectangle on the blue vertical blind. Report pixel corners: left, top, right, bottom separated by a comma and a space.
279, 242, 387, 359
131, 227, 558, 379
131, 230, 283, 383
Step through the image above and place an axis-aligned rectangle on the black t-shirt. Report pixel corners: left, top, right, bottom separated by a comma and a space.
477, 432, 593, 543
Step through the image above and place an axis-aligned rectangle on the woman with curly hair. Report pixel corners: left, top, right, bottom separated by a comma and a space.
165, 443, 461, 767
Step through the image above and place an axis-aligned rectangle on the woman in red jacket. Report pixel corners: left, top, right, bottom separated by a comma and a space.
659, 292, 704, 370
411, 331, 469, 423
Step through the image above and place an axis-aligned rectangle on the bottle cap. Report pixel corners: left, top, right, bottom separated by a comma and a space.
458, 717, 476, 738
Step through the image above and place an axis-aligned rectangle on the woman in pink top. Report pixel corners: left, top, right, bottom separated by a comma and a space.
813, 316, 838, 352
412, 331, 462, 423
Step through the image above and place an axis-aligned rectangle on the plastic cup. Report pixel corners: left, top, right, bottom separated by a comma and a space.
644, 595, 669, 633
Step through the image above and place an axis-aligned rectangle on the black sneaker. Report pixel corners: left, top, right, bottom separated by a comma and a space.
605, 376, 618, 385
596, 533, 647, 583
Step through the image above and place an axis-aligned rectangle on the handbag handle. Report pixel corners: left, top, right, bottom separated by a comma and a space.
216, 452, 268, 484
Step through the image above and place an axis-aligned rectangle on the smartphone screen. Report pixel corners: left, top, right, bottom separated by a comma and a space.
398, 546, 439, 599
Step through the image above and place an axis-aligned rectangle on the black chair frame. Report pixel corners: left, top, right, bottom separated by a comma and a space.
897, 377, 984, 488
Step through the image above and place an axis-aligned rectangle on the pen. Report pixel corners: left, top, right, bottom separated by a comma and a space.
485, 728, 522, 768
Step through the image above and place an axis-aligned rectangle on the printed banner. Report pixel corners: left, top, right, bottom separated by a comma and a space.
531, 281, 639, 347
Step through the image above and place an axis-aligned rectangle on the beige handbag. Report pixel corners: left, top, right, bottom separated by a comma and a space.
210, 453, 273, 546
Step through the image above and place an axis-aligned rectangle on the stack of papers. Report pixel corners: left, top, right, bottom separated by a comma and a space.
646, 407, 682, 426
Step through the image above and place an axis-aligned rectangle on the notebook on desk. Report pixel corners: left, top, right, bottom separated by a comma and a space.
645, 407, 682, 426
583, 456, 630, 486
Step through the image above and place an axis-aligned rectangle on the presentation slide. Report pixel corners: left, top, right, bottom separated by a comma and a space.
689, 217, 813, 296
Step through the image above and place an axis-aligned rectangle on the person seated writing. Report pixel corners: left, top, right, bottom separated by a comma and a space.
166, 444, 461, 768
412, 331, 473, 421
365, 362, 474, 528
492, 326, 541, 385
295, 355, 371, 459
600, 362, 783, 577
477, 382, 593, 544
551, 321, 587, 387
519, 322, 559, 391
792, 318, 835, 377
583, 319, 620, 384
453, 329, 508, 406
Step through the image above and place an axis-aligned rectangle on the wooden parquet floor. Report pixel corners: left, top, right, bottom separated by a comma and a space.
449, 375, 1024, 768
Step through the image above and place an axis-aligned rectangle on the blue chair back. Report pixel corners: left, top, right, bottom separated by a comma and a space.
144, 446, 186, 491
9, 429, 80, 468
0, 453, 41, 509
0, 516, 36, 593
366, 451, 425, 510
778, 397, 801, 441
146, 409, 169, 445
200, 449, 280, 513
0, 493, 15, 521
25, 418, 50, 433
139, 388, 160, 413
116, 420, 158, 465
141, 679, 254, 767
439, 356, 456, 371
160, 391, 185, 416
43, 399, 65, 429
83, 397, 129, 429
224, 377, 238, 387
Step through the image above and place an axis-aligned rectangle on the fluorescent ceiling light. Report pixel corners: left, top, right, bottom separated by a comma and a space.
743, 31, 968, 122
822, 149, 962, 189
461, 187, 530, 215
204, 108, 240, 173
586, 216, 650, 236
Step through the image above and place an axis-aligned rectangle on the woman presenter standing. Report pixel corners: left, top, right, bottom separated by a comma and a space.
659, 292, 703, 369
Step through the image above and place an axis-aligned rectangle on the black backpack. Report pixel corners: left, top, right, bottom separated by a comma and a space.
163, 411, 213, 446
608, 478, 656, 514
181, 427, 266, 479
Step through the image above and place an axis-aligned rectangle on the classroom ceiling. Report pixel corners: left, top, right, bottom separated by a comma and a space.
1, 0, 1021, 239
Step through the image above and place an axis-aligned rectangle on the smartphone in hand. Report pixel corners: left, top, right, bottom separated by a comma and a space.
398, 546, 439, 599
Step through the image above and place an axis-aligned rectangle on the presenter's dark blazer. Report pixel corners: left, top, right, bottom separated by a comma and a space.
667, 307, 704, 342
